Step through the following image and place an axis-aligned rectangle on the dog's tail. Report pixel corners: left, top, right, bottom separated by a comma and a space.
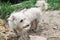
35, 0, 48, 11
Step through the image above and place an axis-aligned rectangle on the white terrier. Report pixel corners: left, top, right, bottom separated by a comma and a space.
8, 0, 48, 31
8, 8, 41, 31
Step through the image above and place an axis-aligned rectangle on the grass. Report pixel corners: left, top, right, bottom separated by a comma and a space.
46, 0, 60, 10
0, 0, 60, 20
0, 2, 15, 20
0, 0, 37, 20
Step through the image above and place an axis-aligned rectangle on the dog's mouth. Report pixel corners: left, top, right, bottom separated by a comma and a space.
23, 24, 29, 28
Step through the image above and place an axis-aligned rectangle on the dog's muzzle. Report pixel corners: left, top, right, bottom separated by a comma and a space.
23, 24, 29, 28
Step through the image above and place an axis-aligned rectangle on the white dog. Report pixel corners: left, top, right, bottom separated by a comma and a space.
8, 8, 41, 31
8, 0, 48, 31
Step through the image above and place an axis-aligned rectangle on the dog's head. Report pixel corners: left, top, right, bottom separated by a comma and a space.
8, 12, 31, 31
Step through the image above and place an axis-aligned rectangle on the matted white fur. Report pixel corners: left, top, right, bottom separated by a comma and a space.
8, 0, 48, 31
8, 8, 41, 30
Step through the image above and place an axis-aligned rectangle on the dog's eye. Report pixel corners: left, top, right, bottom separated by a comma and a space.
20, 19, 23, 22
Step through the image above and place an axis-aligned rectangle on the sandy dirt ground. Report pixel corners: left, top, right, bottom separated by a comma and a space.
29, 10, 60, 40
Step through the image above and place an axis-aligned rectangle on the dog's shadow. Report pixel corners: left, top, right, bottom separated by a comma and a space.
28, 19, 43, 35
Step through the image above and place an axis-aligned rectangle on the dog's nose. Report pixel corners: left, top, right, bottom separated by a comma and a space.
23, 24, 29, 28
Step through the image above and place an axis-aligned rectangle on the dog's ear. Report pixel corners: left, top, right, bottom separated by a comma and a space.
20, 8, 27, 13
7, 16, 15, 21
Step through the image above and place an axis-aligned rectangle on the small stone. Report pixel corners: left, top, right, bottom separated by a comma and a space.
30, 35, 47, 40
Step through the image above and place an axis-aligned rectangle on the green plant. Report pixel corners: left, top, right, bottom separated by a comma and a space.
0, 2, 15, 20
0, 0, 37, 20
46, 0, 60, 10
